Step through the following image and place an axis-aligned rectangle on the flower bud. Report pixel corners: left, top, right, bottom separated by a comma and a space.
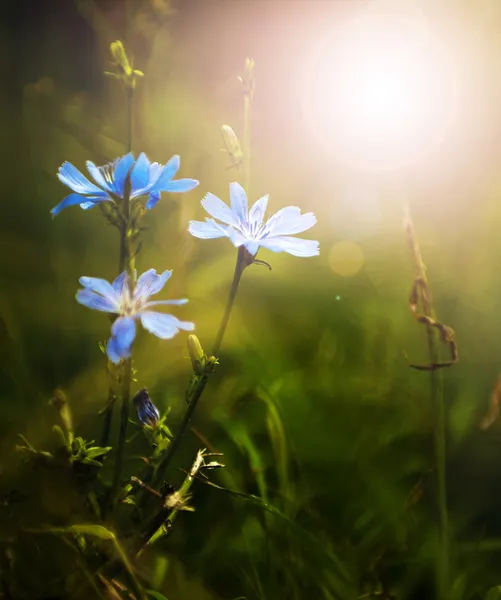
221, 124, 243, 166
104, 40, 144, 90
238, 57, 255, 97
132, 388, 160, 428
187, 334, 205, 375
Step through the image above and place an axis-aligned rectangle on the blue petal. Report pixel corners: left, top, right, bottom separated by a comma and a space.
133, 389, 160, 427
264, 207, 317, 236
79, 276, 120, 306
130, 153, 151, 192
150, 155, 180, 191
201, 193, 239, 226
145, 191, 161, 210
162, 178, 199, 193
112, 153, 135, 196
248, 195, 269, 227
244, 241, 260, 256
229, 182, 248, 223
227, 227, 248, 247
80, 201, 100, 210
112, 272, 129, 296
134, 269, 172, 302
51, 193, 90, 217
76, 289, 118, 312
140, 311, 195, 339
106, 336, 123, 364
188, 219, 230, 239
57, 162, 106, 196
145, 299, 189, 307
110, 316, 137, 359
258, 236, 319, 257
86, 161, 113, 192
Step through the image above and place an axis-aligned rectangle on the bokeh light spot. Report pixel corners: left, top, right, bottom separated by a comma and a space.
329, 241, 365, 277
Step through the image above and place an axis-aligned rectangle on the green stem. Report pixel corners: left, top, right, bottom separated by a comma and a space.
111, 357, 132, 498
110, 84, 135, 500
404, 203, 449, 600
149, 247, 248, 490
212, 246, 247, 356
149, 375, 207, 490
243, 92, 252, 196
99, 389, 115, 448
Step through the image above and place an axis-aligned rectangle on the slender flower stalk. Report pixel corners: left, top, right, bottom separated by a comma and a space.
404, 201, 450, 600
212, 246, 251, 355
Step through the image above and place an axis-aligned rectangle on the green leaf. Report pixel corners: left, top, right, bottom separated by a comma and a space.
85, 446, 112, 459
486, 587, 501, 600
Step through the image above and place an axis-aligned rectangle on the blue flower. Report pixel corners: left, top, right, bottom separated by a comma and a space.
132, 388, 160, 428
188, 182, 319, 257
51, 152, 199, 217
76, 268, 195, 363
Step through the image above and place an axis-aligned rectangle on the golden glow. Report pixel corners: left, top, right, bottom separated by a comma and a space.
329, 241, 365, 277
301, 6, 457, 171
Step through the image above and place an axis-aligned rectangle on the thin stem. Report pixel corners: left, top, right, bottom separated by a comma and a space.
243, 92, 252, 196
212, 246, 247, 356
404, 202, 449, 600
126, 88, 133, 156
149, 248, 248, 490
111, 357, 132, 498
149, 375, 208, 490
100, 389, 115, 448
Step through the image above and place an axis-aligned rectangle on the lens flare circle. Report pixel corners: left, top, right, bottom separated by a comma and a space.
329, 241, 365, 277
301, 10, 457, 172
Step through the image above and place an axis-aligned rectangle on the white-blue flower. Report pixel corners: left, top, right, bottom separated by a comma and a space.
76, 269, 195, 363
188, 182, 319, 257
51, 152, 199, 217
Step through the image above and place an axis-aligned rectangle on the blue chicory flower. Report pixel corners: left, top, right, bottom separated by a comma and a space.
76, 268, 195, 363
132, 388, 160, 427
51, 152, 199, 217
188, 182, 319, 257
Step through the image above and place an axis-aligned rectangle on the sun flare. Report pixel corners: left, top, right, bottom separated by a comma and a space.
301, 7, 457, 171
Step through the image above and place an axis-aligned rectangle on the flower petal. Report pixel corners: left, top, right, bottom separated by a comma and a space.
140, 311, 195, 339
134, 269, 172, 302
57, 162, 106, 196
229, 182, 248, 223
80, 201, 100, 210
244, 241, 260, 256
106, 336, 123, 364
112, 153, 135, 196
201, 193, 239, 226
258, 236, 320, 257
79, 276, 120, 306
50, 193, 91, 217
150, 155, 180, 191
248, 195, 269, 227
145, 298, 189, 307
110, 316, 136, 359
130, 152, 151, 192
264, 207, 317, 236
112, 272, 130, 296
227, 227, 248, 247
76, 289, 118, 312
86, 161, 113, 192
188, 219, 230, 239
162, 178, 199, 193
145, 191, 161, 210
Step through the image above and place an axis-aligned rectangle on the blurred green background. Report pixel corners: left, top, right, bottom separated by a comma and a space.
4, 0, 501, 598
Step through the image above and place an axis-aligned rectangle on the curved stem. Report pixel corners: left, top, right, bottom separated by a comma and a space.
150, 248, 248, 490
404, 202, 449, 600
